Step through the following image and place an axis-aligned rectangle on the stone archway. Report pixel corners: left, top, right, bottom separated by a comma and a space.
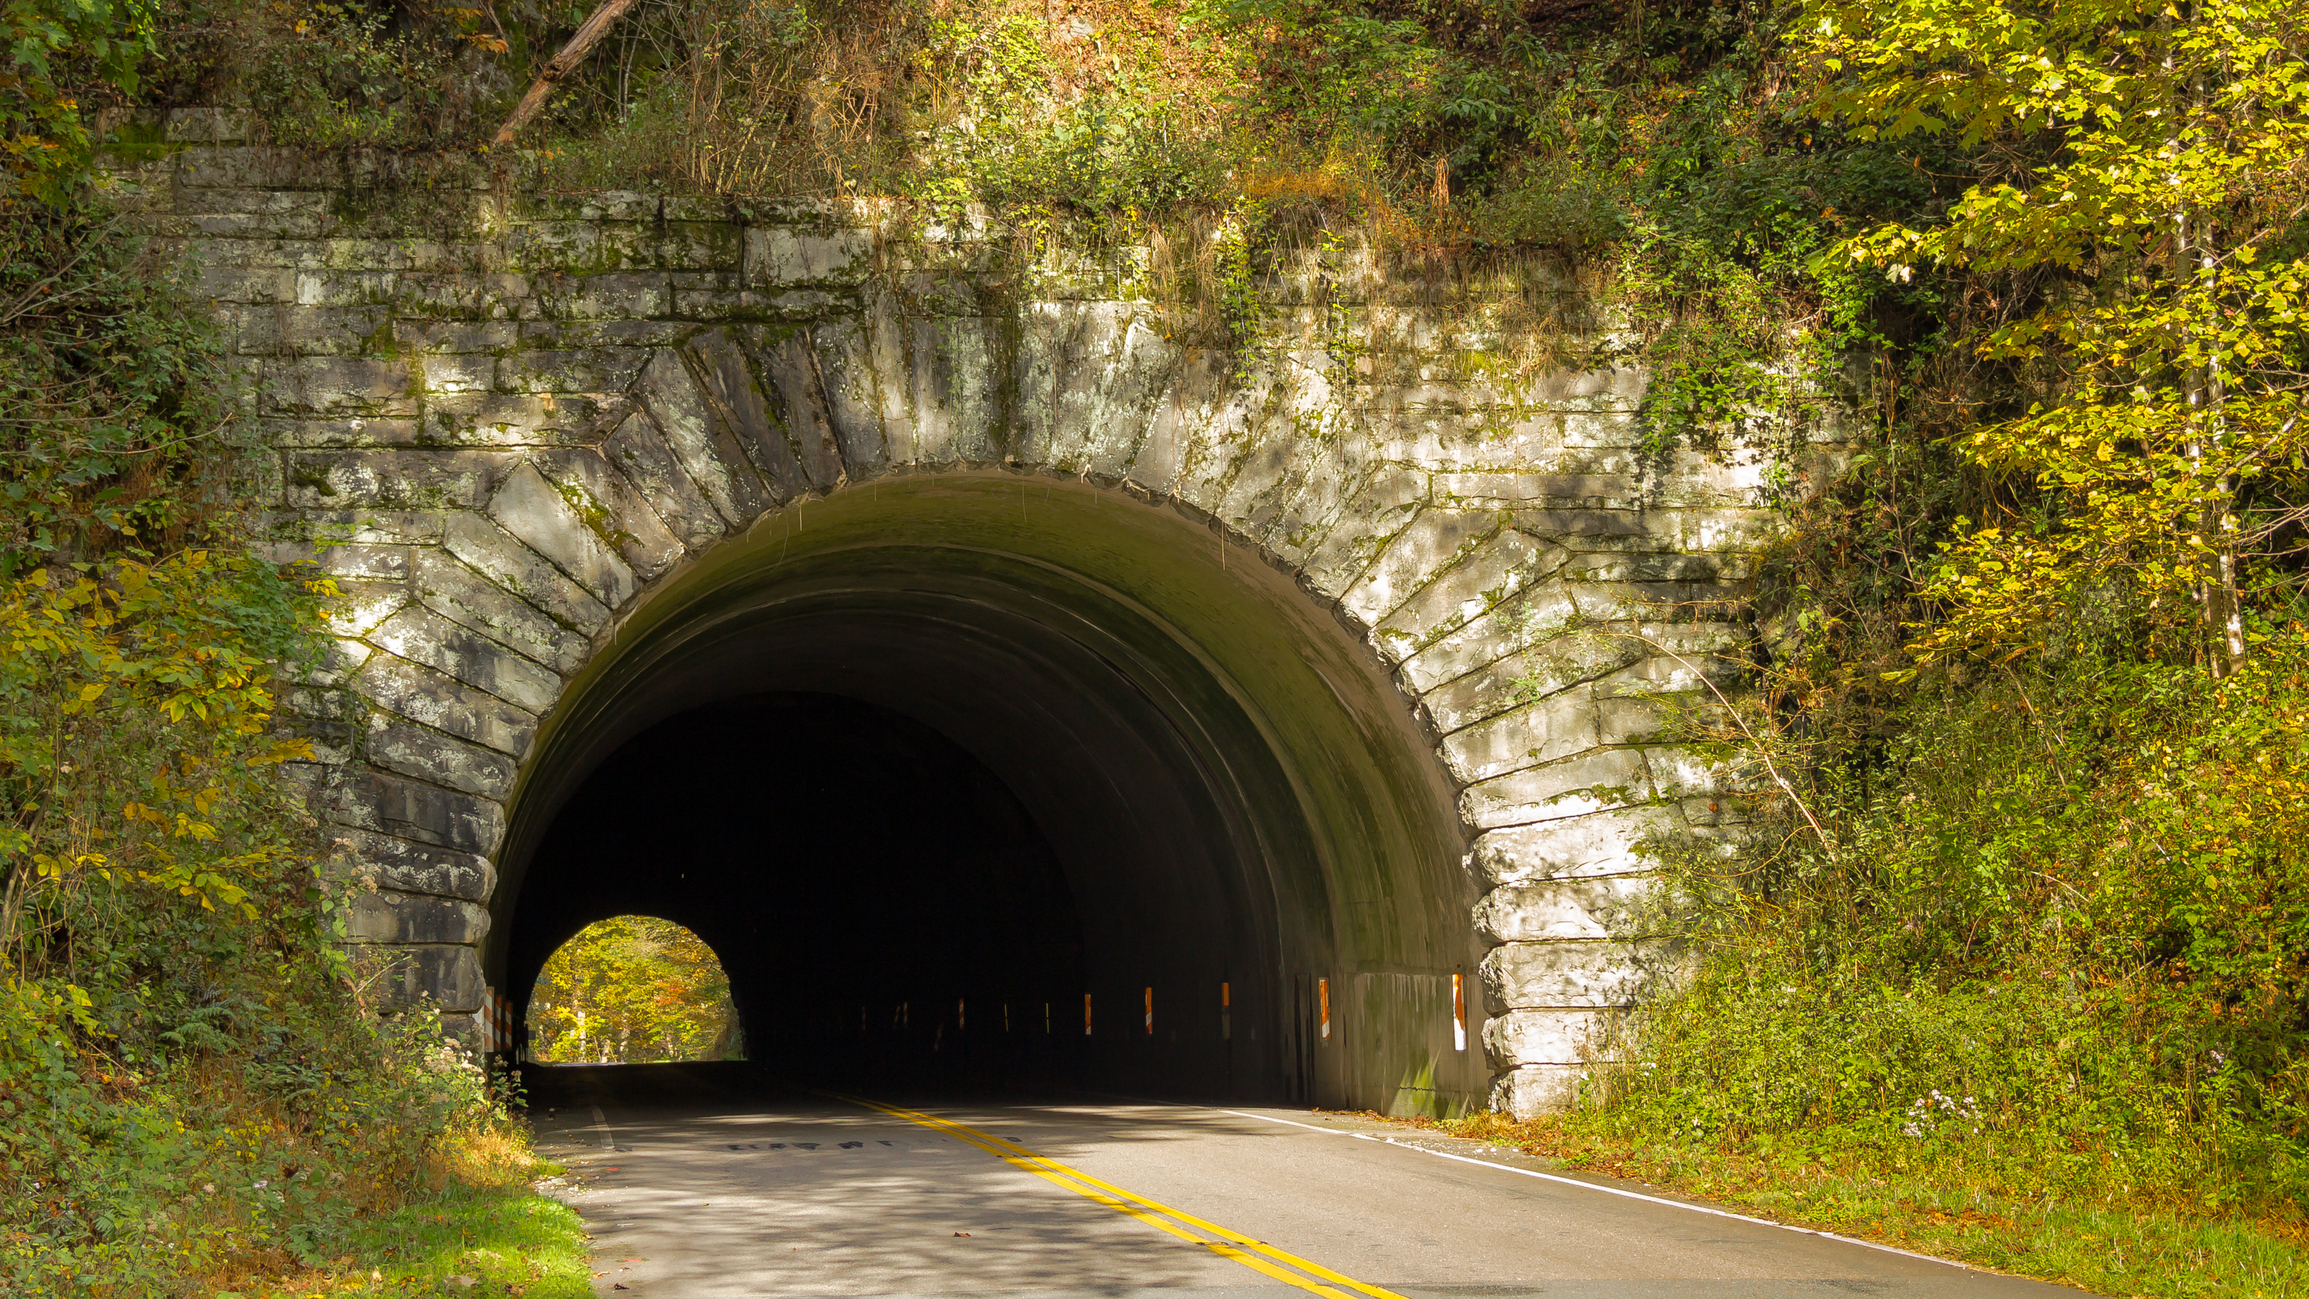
131, 147, 1772, 1110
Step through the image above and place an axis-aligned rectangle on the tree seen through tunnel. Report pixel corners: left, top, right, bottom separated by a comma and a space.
528, 915, 743, 1064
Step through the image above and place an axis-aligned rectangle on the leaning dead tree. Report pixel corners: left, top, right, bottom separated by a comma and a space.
490, 0, 644, 150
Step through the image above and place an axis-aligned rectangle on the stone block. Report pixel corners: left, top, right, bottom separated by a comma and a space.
396, 320, 521, 354
268, 542, 408, 581
1468, 807, 1686, 889
745, 226, 874, 287
530, 448, 686, 584
488, 461, 638, 610
686, 327, 812, 499
1339, 508, 1504, 633
1432, 472, 1639, 508
440, 511, 614, 634
260, 356, 415, 416
331, 827, 495, 900
1479, 939, 1657, 1011
367, 717, 519, 799
1441, 688, 1627, 785
165, 107, 252, 142
1399, 578, 1582, 695
194, 263, 299, 304
349, 941, 485, 1014
219, 302, 391, 357
261, 416, 423, 448
1645, 745, 1746, 799
419, 353, 494, 396
1461, 746, 1652, 830
1375, 531, 1567, 662
1474, 875, 1655, 944
1561, 412, 1643, 448
1416, 630, 1644, 735
1482, 1008, 1620, 1069
366, 605, 564, 713
412, 549, 592, 674
604, 411, 726, 552
1511, 508, 1651, 543
422, 392, 630, 447
657, 221, 744, 271
293, 509, 445, 546
740, 326, 847, 491
806, 315, 891, 475
1124, 348, 1230, 498
315, 579, 409, 638
903, 317, 1005, 465
342, 889, 491, 945
638, 348, 777, 526
285, 450, 512, 511
1297, 467, 1428, 601
498, 347, 652, 395
1489, 1064, 1586, 1117
524, 272, 669, 323
288, 637, 374, 689
321, 766, 503, 856
1016, 301, 1173, 476
355, 652, 539, 757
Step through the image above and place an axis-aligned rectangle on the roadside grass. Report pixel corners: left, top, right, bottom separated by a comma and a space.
1396, 1111, 2309, 1298
221, 1162, 590, 1299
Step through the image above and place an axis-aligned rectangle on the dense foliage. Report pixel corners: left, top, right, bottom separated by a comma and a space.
1, 34, 558, 1295
528, 916, 740, 1064
1552, 0, 2309, 1254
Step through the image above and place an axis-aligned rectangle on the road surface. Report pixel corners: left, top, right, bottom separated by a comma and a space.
527, 1073, 2082, 1299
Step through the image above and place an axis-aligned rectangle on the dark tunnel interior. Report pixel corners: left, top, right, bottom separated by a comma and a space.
491, 475, 1490, 1114
508, 694, 1093, 1089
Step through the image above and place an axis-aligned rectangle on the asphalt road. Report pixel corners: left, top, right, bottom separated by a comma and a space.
527, 1074, 2084, 1299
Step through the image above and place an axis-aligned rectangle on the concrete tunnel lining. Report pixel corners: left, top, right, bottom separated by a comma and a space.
490, 473, 1485, 1110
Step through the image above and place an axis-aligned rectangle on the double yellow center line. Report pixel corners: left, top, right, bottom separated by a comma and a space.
834, 1092, 1405, 1299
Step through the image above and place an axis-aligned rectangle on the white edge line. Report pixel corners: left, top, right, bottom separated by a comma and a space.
1219, 1108, 1982, 1274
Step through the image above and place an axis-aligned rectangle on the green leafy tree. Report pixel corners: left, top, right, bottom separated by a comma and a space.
2, 0, 155, 199
1806, 0, 2309, 672
528, 916, 741, 1064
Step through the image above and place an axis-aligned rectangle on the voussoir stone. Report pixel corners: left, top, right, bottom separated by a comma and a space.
366, 605, 564, 714
343, 889, 491, 945
1473, 875, 1656, 944
487, 461, 638, 610
330, 827, 496, 901
366, 717, 520, 800
1480, 939, 1662, 1012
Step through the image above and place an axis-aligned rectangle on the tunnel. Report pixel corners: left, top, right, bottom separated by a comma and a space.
490, 472, 1486, 1113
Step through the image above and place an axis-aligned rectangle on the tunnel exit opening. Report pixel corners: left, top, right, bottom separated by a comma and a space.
489, 474, 1487, 1113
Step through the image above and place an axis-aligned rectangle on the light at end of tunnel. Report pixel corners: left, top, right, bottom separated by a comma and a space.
1319, 978, 1331, 1040
1453, 972, 1468, 1052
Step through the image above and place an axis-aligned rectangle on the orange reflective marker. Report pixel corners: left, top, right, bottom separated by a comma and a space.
1318, 978, 1331, 1040
1145, 986, 1154, 1035
1084, 992, 1093, 1036
1221, 981, 1231, 1041
1452, 973, 1468, 1052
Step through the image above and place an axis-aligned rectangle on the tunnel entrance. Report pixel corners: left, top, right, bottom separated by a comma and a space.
490, 473, 1485, 1113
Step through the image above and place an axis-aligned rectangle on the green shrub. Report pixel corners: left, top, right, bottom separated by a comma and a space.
1584, 641, 2309, 1213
